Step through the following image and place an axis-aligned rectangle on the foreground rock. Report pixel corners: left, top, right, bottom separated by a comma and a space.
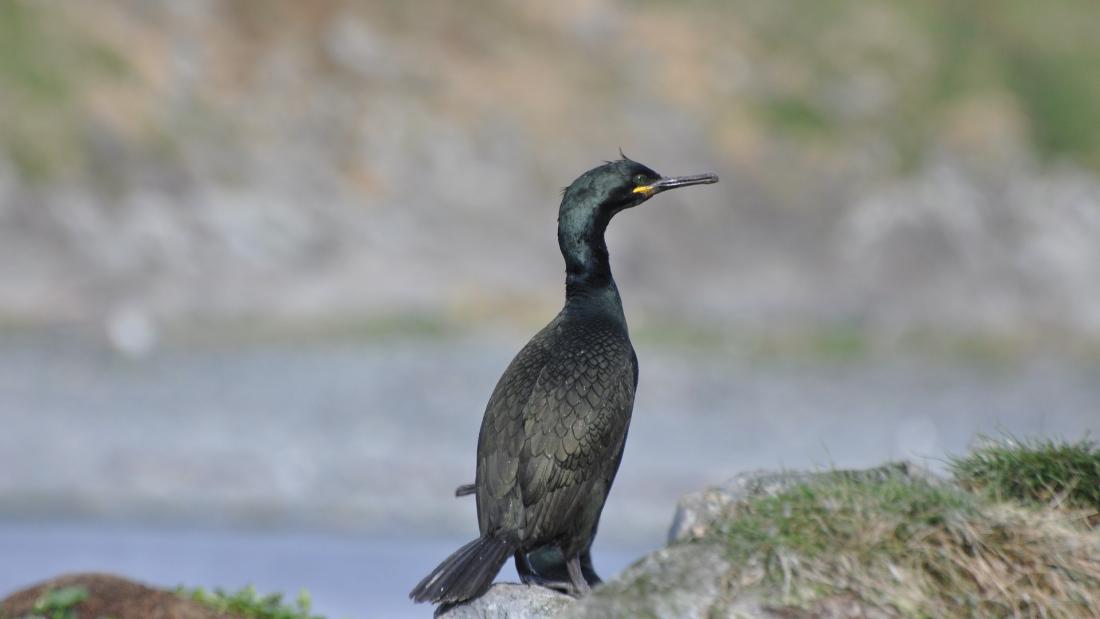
564, 464, 923, 619
0, 573, 228, 619
436, 584, 574, 619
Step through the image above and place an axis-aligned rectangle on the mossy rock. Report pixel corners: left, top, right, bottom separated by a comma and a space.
1, 573, 230, 619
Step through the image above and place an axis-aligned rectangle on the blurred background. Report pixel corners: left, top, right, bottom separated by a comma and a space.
1, 1, 1098, 617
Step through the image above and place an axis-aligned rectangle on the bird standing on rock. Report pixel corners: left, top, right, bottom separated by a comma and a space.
410, 156, 718, 607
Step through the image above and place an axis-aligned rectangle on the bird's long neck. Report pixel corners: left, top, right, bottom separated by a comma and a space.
558, 206, 620, 307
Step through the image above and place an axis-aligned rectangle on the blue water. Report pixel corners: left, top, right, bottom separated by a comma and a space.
0, 521, 647, 619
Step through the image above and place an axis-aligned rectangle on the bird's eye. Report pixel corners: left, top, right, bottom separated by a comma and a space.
633, 174, 649, 185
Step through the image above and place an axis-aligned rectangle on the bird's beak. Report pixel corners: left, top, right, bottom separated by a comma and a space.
633, 173, 719, 197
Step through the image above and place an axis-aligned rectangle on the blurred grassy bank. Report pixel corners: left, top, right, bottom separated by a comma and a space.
2, 0, 1100, 345
6, 1, 1100, 181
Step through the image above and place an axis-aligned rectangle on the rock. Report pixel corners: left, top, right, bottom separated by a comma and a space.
562, 532, 890, 618
436, 583, 575, 619
563, 463, 934, 619
431, 546, 735, 619
564, 543, 732, 619
0, 573, 229, 619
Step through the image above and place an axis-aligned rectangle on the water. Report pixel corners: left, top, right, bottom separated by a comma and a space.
0, 522, 645, 619
0, 332, 1097, 616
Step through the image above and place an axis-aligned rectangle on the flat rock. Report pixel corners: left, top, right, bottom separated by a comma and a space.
435, 583, 575, 619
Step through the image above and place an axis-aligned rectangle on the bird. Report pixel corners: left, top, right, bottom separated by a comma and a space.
409, 155, 718, 607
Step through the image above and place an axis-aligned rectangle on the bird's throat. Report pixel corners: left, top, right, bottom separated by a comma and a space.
559, 208, 616, 302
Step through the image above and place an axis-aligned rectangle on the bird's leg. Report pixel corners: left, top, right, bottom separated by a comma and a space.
527, 544, 602, 587
514, 551, 540, 585
580, 550, 602, 586
566, 555, 592, 598
515, 551, 575, 592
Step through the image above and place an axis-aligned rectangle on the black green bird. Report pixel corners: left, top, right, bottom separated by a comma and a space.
410, 156, 718, 607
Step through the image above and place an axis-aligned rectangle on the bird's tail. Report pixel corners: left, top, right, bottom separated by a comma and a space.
409, 535, 513, 605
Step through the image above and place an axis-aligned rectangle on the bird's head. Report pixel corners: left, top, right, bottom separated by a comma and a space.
561, 155, 719, 220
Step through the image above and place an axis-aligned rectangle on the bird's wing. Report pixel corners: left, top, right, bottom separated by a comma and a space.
601, 347, 639, 496
515, 323, 636, 539
475, 324, 557, 532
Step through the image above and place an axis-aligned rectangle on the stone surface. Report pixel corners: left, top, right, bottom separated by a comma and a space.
561, 465, 930, 619
565, 543, 732, 619
436, 583, 574, 619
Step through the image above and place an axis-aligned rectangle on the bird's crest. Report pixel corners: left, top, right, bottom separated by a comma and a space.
563, 151, 641, 194
605, 148, 635, 165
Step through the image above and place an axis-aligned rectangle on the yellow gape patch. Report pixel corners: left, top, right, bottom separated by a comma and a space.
632, 185, 656, 196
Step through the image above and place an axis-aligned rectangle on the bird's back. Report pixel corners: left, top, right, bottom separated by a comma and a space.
475, 304, 638, 546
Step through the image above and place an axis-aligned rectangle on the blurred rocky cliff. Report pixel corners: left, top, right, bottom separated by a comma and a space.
3, 0, 1100, 347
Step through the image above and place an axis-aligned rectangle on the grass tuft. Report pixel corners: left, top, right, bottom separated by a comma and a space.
177, 585, 324, 619
950, 435, 1100, 512
25, 586, 88, 619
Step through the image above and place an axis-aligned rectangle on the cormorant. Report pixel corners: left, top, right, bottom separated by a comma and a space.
410, 156, 718, 607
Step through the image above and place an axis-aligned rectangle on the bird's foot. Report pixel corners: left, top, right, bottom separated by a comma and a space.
519, 572, 594, 598
519, 573, 574, 593
566, 556, 592, 598
566, 579, 591, 598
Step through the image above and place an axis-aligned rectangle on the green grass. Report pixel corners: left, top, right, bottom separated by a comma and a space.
8, 0, 1100, 185
167, 312, 460, 350
719, 471, 977, 564
758, 96, 833, 137
662, 0, 1100, 171
25, 586, 88, 619
0, 1, 128, 182
951, 435, 1100, 512
177, 585, 324, 619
